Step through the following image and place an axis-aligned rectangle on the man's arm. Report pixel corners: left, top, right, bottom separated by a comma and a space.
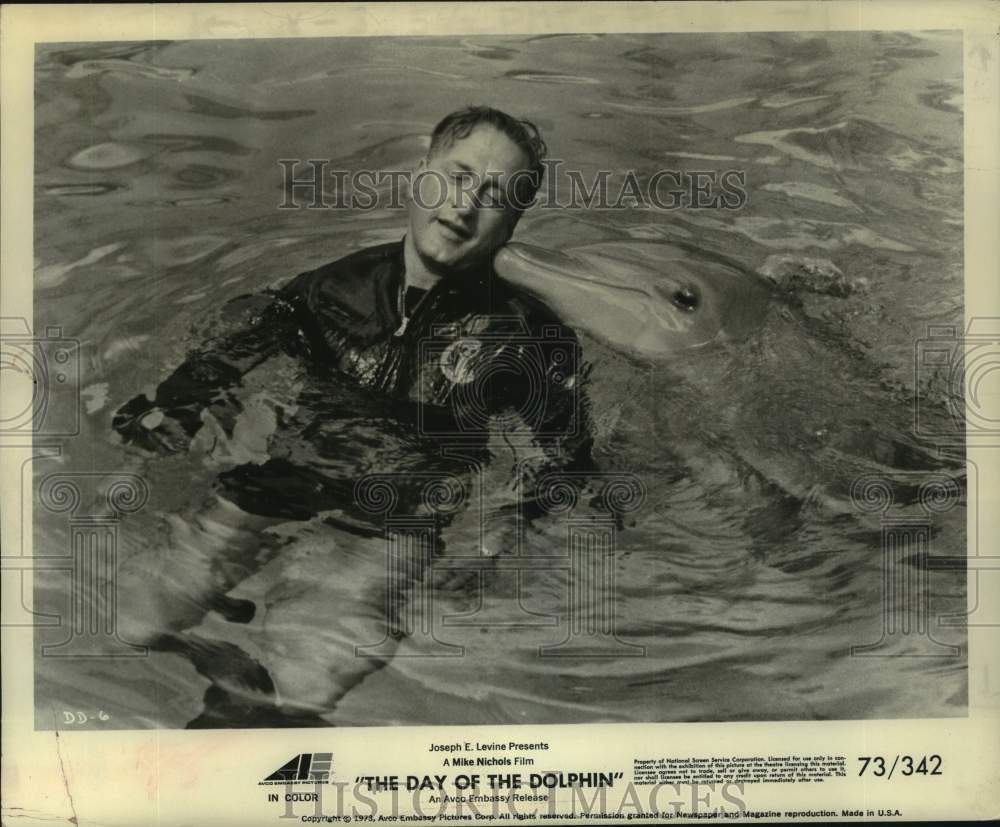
112, 289, 302, 455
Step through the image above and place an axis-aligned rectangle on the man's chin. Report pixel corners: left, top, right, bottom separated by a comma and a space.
420, 245, 485, 277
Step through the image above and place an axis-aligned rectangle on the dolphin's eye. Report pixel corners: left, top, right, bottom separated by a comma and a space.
672, 285, 699, 311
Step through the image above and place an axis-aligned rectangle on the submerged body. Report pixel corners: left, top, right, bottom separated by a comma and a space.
111, 238, 596, 719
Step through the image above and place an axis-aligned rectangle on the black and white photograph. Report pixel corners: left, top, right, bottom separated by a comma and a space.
4, 2, 999, 824
26, 26, 971, 728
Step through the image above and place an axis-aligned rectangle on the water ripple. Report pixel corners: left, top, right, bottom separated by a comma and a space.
504, 70, 601, 85
144, 133, 253, 156
182, 93, 315, 121
43, 182, 124, 196
610, 96, 757, 115
173, 164, 243, 189
66, 58, 196, 82
735, 119, 962, 176
67, 142, 152, 170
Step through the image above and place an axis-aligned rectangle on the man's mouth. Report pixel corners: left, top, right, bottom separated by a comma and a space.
436, 218, 473, 241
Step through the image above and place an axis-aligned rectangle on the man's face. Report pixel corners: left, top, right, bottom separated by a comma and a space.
407, 125, 531, 276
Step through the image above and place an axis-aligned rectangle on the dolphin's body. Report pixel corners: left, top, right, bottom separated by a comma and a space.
494, 240, 771, 359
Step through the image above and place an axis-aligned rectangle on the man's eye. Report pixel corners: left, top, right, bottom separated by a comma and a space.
480, 189, 506, 209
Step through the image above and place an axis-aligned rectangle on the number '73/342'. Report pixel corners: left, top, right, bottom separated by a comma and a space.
858, 755, 943, 778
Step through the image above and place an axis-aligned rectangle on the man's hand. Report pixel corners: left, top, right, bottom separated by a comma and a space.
112, 394, 198, 455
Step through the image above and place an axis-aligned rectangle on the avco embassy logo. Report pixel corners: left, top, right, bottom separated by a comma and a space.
259, 753, 333, 785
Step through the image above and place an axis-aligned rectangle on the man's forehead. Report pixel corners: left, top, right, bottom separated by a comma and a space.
432, 126, 530, 173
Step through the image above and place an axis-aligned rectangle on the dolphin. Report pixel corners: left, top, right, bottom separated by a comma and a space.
494, 240, 772, 359
495, 238, 960, 519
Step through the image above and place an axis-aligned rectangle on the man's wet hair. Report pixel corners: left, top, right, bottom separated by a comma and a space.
428, 105, 547, 211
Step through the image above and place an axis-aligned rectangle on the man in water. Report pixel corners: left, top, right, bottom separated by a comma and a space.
112, 106, 592, 723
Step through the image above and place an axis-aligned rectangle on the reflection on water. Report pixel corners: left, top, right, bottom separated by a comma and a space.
32, 32, 966, 728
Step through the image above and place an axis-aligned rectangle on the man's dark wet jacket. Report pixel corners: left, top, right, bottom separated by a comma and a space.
113, 240, 594, 527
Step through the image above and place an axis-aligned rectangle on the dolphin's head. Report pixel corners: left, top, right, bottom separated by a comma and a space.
494, 241, 769, 359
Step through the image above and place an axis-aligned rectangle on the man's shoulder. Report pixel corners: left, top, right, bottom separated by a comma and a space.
289, 241, 402, 288
275, 240, 403, 321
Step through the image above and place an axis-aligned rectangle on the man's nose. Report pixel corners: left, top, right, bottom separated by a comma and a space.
450, 178, 480, 215
451, 188, 477, 216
